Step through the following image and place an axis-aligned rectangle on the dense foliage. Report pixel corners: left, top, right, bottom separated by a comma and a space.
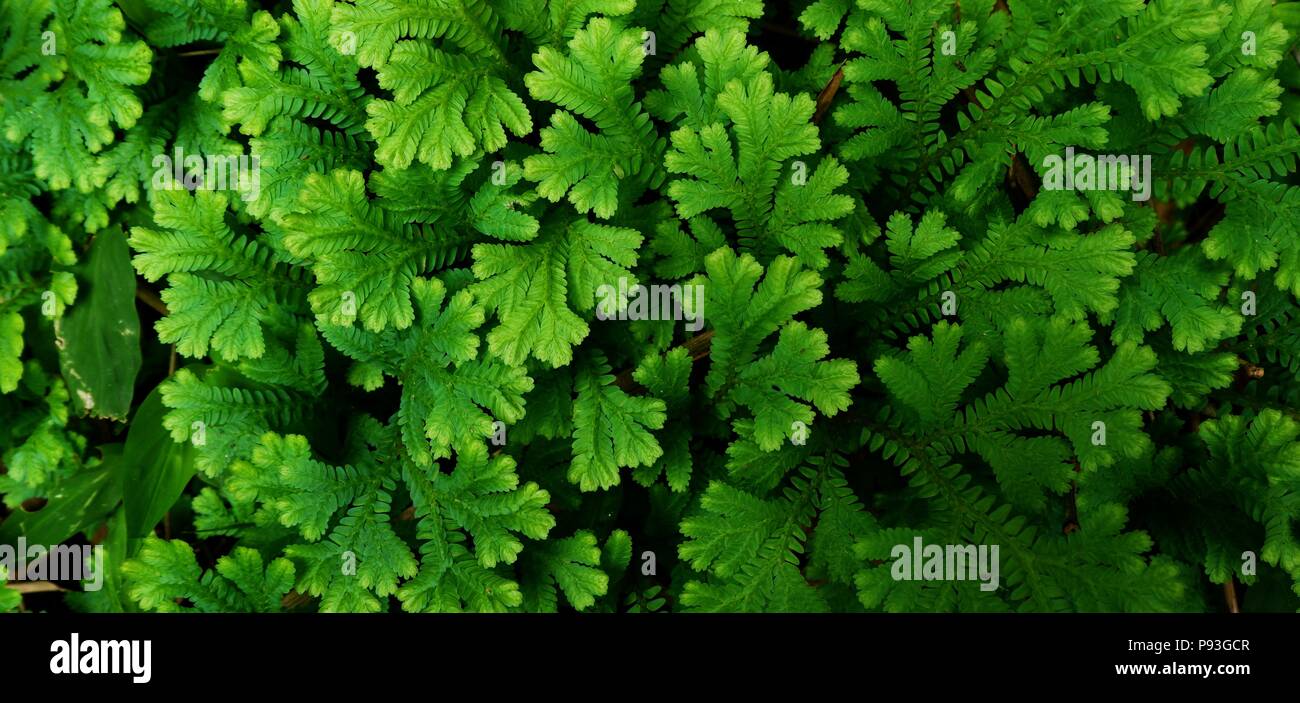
3, 0, 1300, 613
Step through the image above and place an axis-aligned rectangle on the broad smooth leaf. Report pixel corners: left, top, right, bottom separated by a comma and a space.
56, 226, 143, 421
122, 382, 196, 538
0, 446, 124, 547
65, 509, 138, 613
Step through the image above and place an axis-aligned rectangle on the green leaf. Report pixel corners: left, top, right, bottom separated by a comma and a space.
55, 226, 141, 420
0, 569, 19, 612
732, 321, 860, 450
122, 381, 197, 537
473, 219, 643, 367
523, 17, 663, 218
123, 536, 294, 612
0, 313, 24, 394
367, 44, 531, 169
570, 355, 666, 491
66, 508, 135, 613
1108, 250, 1243, 353
130, 189, 283, 361
0, 451, 123, 547
520, 530, 609, 611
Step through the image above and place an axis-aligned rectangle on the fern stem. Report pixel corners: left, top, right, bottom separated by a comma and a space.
1223, 579, 1240, 613
136, 285, 168, 315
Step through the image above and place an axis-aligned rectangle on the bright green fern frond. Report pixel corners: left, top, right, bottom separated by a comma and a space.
131, 189, 300, 361
472, 216, 642, 366
124, 537, 295, 612
523, 17, 664, 218
279, 169, 472, 332
2, 0, 152, 192
570, 353, 666, 491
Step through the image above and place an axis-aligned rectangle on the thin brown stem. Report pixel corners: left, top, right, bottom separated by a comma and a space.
1224, 579, 1240, 613
10, 581, 66, 594
136, 286, 168, 315
813, 65, 845, 125
1009, 152, 1039, 201
280, 590, 314, 611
